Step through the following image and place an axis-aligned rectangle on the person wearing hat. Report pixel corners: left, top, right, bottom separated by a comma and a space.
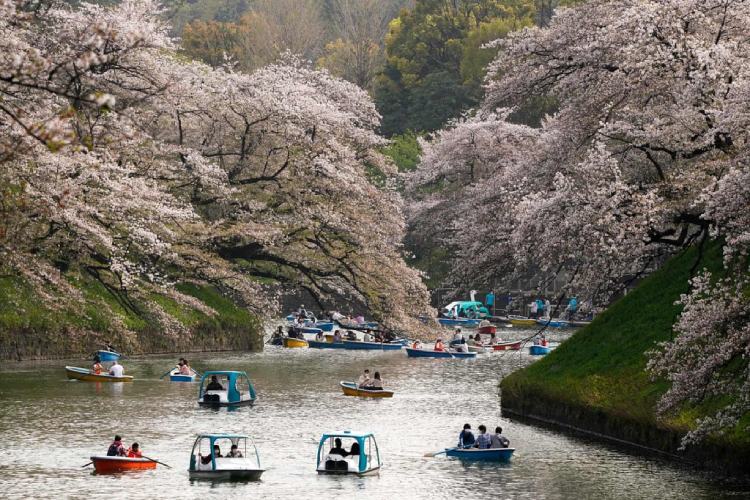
434, 337, 444, 351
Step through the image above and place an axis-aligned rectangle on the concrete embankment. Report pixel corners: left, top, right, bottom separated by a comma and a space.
499, 241, 750, 475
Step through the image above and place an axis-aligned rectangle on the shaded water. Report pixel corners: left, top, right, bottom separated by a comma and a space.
0, 326, 748, 499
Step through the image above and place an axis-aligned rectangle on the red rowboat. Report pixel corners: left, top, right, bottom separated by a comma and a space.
90, 456, 157, 472
488, 341, 522, 351
476, 325, 497, 334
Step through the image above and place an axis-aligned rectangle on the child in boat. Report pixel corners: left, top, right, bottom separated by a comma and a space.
227, 444, 243, 458
458, 424, 475, 447
412, 340, 422, 349
107, 435, 127, 457
127, 443, 142, 458
475, 426, 491, 449
490, 427, 510, 448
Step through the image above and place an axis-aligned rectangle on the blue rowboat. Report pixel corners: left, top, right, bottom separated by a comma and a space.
404, 348, 476, 359
97, 350, 120, 362
445, 448, 515, 461
308, 340, 346, 349
315, 321, 335, 332
295, 326, 323, 335
343, 340, 403, 351
169, 368, 197, 382
390, 339, 409, 346
438, 318, 481, 327
529, 345, 550, 355
535, 318, 570, 327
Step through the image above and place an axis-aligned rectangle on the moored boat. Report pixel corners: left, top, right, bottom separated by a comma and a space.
282, 337, 309, 348
342, 340, 402, 350
476, 325, 497, 334
438, 318, 481, 327
445, 447, 515, 461
189, 434, 264, 480
316, 431, 382, 475
487, 340, 523, 351
508, 315, 537, 325
529, 345, 551, 355
404, 348, 476, 359
90, 456, 157, 472
66, 366, 133, 383
96, 350, 120, 362
308, 340, 346, 349
198, 371, 257, 407
535, 318, 570, 327
340, 381, 394, 398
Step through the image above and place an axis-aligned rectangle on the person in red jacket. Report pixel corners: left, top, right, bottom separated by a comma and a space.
127, 443, 142, 458
434, 338, 444, 351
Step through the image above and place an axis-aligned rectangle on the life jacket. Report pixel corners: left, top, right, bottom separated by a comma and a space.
127, 449, 142, 458
93, 363, 102, 374
434, 341, 444, 351
107, 441, 123, 457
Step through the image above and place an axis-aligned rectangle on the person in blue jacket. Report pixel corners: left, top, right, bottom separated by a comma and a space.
458, 423, 475, 447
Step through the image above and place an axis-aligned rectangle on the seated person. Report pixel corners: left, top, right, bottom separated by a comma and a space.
457, 339, 469, 353
227, 444, 243, 457
434, 338, 444, 351
107, 435, 127, 457
108, 361, 124, 377
368, 372, 384, 389
479, 318, 491, 328
315, 331, 325, 342
200, 445, 222, 464
346, 330, 357, 341
327, 438, 347, 458
333, 330, 343, 342
412, 340, 422, 349
490, 427, 510, 448
357, 369, 371, 388
467, 335, 476, 347
474, 425, 491, 449
205, 375, 223, 391
178, 359, 191, 375
363, 330, 374, 343
458, 424, 475, 447
474, 333, 482, 345
92, 355, 103, 375
347, 442, 360, 458
127, 442, 142, 458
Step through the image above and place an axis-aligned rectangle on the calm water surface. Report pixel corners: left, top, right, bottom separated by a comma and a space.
0, 326, 748, 499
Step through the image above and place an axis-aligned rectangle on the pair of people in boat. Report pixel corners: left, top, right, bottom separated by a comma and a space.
199, 444, 243, 464
175, 358, 192, 375
93, 356, 125, 377
357, 369, 384, 389
328, 438, 360, 458
458, 424, 510, 449
107, 435, 143, 458
533, 334, 548, 346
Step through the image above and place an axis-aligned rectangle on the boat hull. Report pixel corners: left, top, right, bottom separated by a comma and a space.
404, 348, 476, 358
488, 341, 523, 351
529, 345, 550, 355
97, 350, 120, 362
90, 456, 156, 472
445, 448, 515, 461
317, 466, 381, 476
308, 340, 346, 349
170, 373, 196, 382
340, 381, 394, 398
198, 398, 256, 408
535, 318, 570, 327
508, 316, 536, 325
282, 337, 309, 348
188, 469, 264, 480
342, 340, 402, 350
66, 366, 133, 382
476, 325, 497, 334
438, 318, 481, 327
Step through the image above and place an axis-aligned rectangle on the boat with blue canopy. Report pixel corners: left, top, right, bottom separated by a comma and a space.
316, 431, 382, 475
198, 371, 257, 407
441, 301, 491, 319
342, 340, 403, 350
188, 434, 264, 480
404, 348, 476, 359
445, 447, 515, 461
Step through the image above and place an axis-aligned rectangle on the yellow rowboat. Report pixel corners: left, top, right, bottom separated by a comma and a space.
340, 381, 394, 398
282, 337, 309, 348
65, 366, 133, 382
508, 315, 537, 325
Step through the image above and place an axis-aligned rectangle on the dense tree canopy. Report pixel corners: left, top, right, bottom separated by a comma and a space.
409, 0, 750, 442
0, 0, 433, 338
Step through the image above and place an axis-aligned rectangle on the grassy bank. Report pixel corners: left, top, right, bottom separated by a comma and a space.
500, 241, 750, 472
0, 269, 263, 360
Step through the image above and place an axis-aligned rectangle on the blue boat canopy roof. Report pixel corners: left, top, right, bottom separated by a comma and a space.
320, 431, 374, 439
196, 434, 250, 440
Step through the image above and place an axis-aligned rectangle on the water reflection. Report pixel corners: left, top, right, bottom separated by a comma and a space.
0, 331, 748, 500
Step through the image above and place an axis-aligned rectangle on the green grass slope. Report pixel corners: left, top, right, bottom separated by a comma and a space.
501, 241, 750, 468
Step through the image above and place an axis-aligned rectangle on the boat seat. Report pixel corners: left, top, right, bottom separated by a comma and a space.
335, 460, 349, 472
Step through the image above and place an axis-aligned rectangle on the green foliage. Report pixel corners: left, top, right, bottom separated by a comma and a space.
501, 240, 737, 434
374, 0, 534, 136
381, 132, 423, 172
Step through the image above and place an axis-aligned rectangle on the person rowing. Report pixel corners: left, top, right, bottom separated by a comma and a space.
434, 338, 444, 351
92, 355, 103, 375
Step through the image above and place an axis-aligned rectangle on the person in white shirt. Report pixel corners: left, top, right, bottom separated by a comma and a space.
453, 328, 463, 342
457, 339, 469, 353
363, 330, 374, 342
108, 361, 124, 377
544, 299, 551, 318
315, 331, 325, 342
357, 369, 371, 388
529, 301, 539, 318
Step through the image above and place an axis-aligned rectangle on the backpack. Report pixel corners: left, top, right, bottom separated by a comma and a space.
107, 443, 120, 456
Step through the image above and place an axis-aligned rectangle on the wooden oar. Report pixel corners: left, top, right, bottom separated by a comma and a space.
158, 368, 176, 380
443, 348, 456, 358
82, 461, 93, 467
424, 444, 469, 458
140, 454, 171, 468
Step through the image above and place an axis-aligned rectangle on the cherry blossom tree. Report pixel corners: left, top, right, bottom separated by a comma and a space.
410, 0, 750, 441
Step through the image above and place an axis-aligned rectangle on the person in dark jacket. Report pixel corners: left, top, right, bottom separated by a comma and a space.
458, 424, 475, 447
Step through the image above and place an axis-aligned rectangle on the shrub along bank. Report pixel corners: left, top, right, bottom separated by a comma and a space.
500, 241, 750, 474
0, 271, 263, 361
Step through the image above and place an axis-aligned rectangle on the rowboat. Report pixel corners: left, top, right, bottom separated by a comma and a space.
340, 381, 394, 398
282, 337, 309, 348
476, 325, 497, 334
487, 340, 523, 351
189, 434, 264, 480
466, 345, 488, 354
90, 456, 157, 472
65, 366, 133, 382
342, 340, 402, 350
293, 326, 323, 335
198, 371, 257, 407
508, 315, 536, 325
529, 345, 551, 355
569, 320, 591, 327
317, 431, 382, 475
404, 348, 476, 359
308, 340, 346, 349
536, 318, 570, 327
169, 368, 197, 382
445, 447, 515, 461
334, 320, 380, 331
438, 318, 481, 327
96, 350, 120, 362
